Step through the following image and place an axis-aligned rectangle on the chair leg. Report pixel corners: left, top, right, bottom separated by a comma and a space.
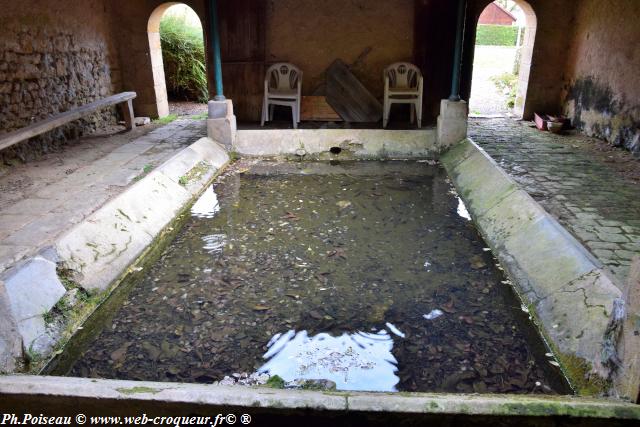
416, 101, 422, 129
383, 99, 389, 128
292, 105, 297, 129
261, 98, 267, 127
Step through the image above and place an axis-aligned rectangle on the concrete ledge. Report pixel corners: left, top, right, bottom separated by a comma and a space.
0, 138, 229, 370
441, 139, 623, 395
56, 138, 228, 291
1, 376, 639, 421
234, 128, 438, 159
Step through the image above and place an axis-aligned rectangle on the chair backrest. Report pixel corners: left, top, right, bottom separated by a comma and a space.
265, 63, 302, 92
384, 62, 421, 90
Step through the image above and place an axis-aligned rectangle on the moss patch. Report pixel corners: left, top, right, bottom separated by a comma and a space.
266, 375, 285, 389
153, 114, 178, 125
116, 386, 162, 395
179, 161, 211, 186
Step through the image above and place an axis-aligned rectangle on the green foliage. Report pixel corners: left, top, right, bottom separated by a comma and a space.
160, 15, 208, 102
491, 72, 518, 109
153, 114, 178, 125
266, 375, 285, 389
476, 24, 519, 46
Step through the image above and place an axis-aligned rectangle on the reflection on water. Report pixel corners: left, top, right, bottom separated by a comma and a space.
259, 329, 398, 391
66, 161, 570, 394
202, 234, 226, 254
191, 185, 220, 218
457, 197, 471, 221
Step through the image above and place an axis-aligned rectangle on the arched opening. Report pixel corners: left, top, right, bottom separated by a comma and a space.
148, 3, 207, 118
468, 0, 537, 118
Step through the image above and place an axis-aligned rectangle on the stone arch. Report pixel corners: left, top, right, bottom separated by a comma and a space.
147, 2, 203, 118
512, 0, 537, 118
469, 0, 537, 118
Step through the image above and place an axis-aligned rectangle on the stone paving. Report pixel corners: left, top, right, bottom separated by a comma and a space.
469, 118, 640, 285
0, 118, 206, 274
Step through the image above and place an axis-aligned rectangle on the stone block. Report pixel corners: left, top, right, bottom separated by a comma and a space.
0, 282, 21, 372
207, 116, 236, 150
535, 270, 621, 375
208, 100, 232, 119
440, 138, 483, 174
154, 147, 204, 185
234, 129, 438, 158
1, 256, 66, 351
447, 144, 517, 217
56, 172, 191, 291
189, 138, 230, 170
437, 99, 468, 150
207, 100, 236, 149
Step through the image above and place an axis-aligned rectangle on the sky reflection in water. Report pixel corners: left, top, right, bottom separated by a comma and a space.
258, 328, 401, 392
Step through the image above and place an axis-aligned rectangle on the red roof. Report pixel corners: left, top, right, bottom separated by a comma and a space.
478, 2, 517, 26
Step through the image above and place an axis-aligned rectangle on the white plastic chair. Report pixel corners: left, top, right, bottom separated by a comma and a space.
383, 62, 423, 128
261, 63, 302, 129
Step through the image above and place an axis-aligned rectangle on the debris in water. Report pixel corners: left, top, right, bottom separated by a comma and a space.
336, 200, 352, 210
469, 255, 487, 269
423, 309, 444, 320
385, 322, 406, 338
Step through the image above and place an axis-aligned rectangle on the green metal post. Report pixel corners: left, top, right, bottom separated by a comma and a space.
449, 0, 467, 101
209, 0, 225, 101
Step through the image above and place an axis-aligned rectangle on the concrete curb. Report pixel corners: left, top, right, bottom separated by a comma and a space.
1, 375, 639, 420
441, 138, 622, 395
56, 137, 228, 291
0, 137, 229, 371
234, 129, 438, 158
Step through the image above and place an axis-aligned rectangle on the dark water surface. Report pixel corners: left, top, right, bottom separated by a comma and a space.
67, 160, 569, 394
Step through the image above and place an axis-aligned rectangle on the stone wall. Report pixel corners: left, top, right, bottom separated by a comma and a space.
0, 0, 121, 162
562, 0, 640, 154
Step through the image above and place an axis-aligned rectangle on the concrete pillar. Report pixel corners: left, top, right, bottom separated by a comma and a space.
207, 100, 236, 150
437, 99, 468, 150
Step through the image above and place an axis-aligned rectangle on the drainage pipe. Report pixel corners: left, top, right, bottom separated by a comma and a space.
449, 0, 467, 101
208, 0, 225, 101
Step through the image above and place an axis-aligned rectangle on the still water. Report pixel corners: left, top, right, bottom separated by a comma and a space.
67, 160, 569, 394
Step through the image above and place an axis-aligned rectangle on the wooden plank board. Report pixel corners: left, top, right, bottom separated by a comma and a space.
300, 96, 342, 121
0, 92, 137, 151
219, 0, 266, 122
325, 59, 382, 123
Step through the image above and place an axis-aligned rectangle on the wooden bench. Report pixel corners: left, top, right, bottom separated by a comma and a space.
0, 91, 137, 152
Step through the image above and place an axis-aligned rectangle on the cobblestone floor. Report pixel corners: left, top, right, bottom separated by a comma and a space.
470, 118, 640, 285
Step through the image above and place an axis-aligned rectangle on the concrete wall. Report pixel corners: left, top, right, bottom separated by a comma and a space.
0, 0, 121, 162
265, 0, 414, 99
561, 0, 640, 154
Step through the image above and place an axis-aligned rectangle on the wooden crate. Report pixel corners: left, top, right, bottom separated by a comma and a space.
301, 96, 342, 121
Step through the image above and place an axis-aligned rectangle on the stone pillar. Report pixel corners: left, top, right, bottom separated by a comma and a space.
437, 99, 468, 150
207, 99, 236, 150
